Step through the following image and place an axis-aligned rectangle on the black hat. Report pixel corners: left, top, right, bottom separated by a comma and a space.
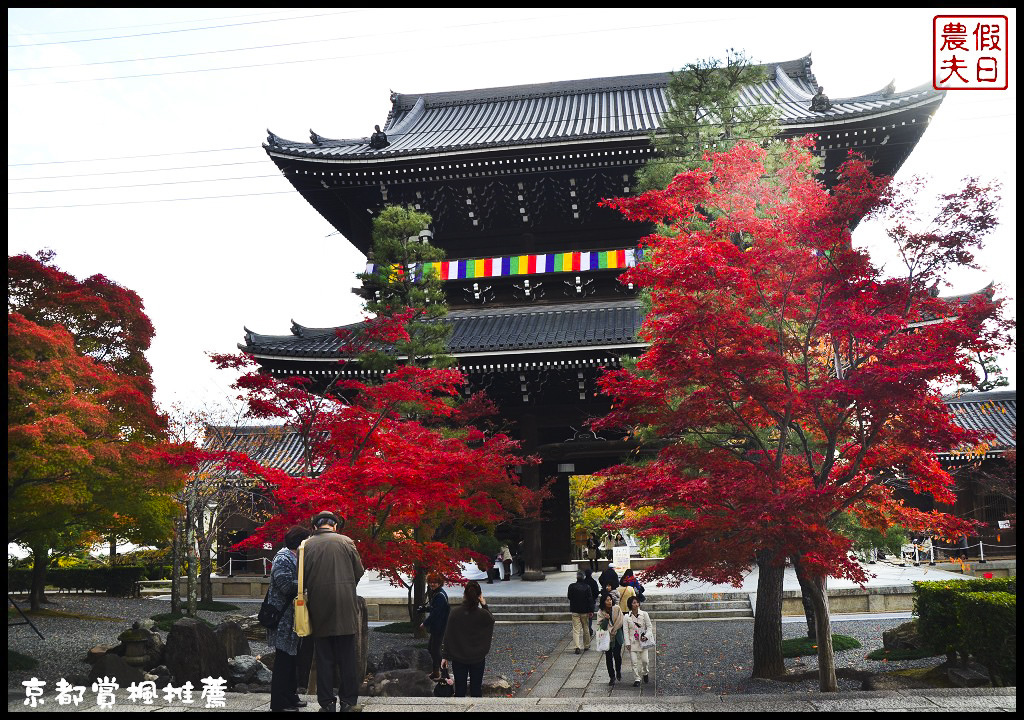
311, 511, 343, 529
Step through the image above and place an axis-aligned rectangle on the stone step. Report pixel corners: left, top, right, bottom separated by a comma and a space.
493, 607, 752, 622
488, 600, 748, 614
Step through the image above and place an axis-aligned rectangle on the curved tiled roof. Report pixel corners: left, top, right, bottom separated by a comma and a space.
242, 299, 646, 359
943, 389, 1017, 454
265, 55, 943, 161
201, 425, 314, 476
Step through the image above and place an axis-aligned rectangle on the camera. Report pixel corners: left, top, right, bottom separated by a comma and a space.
415, 603, 431, 615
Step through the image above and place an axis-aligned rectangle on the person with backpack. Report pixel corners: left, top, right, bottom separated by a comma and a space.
266, 525, 310, 713
420, 573, 450, 680
623, 595, 654, 687
617, 576, 636, 614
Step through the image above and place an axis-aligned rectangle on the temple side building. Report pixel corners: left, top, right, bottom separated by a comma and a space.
242, 56, 957, 575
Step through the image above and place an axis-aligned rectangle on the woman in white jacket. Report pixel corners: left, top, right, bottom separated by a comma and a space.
623, 596, 653, 686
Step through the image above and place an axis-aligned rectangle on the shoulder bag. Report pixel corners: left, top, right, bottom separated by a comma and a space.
293, 539, 312, 637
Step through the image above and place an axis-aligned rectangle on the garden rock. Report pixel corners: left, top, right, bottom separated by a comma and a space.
224, 612, 266, 642
482, 674, 513, 696
365, 669, 433, 697
948, 661, 992, 688
134, 618, 157, 632
88, 652, 145, 686
216, 620, 251, 658
368, 646, 432, 674
228, 655, 272, 685
86, 645, 114, 664
165, 617, 231, 689
882, 620, 924, 651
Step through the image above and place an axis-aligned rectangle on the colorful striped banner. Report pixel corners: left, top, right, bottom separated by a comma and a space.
369, 248, 639, 282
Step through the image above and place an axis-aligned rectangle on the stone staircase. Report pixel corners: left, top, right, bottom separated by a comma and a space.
487, 592, 752, 622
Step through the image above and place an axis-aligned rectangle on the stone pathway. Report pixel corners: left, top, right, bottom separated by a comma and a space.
518, 621, 656, 699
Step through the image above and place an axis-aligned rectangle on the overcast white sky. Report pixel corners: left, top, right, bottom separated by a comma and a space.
8, 8, 1017, 417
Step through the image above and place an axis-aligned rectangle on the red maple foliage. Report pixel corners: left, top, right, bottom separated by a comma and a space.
592, 139, 1011, 689
209, 313, 540, 591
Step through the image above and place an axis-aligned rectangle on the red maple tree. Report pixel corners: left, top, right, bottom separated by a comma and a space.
591, 139, 1011, 690
210, 312, 541, 621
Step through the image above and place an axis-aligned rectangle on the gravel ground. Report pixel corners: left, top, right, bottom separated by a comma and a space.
9, 595, 940, 697
7, 594, 568, 695
655, 617, 941, 696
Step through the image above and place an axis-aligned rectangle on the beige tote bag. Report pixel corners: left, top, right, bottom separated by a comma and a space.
294, 539, 311, 637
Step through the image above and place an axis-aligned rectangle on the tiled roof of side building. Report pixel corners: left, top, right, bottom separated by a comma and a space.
242, 299, 646, 359
942, 389, 1017, 453
265, 55, 943, 161
201, 424, 315, 476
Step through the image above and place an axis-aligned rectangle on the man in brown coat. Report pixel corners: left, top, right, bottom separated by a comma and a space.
303, 511, 365, 712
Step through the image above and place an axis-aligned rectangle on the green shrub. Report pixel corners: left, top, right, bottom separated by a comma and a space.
781, 634, 861, 658
913, 577, 1015, 659
150, 611, 215, 632
954, 591, 1016, 687
865, 647, 940, 661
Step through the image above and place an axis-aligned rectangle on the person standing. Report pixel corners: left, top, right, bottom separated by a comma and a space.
419, 573, 450, 680
303, 511, 365, 713
598, 561, 618, 592
583, 568, 600, 639
617, 576, 636, 615
267, 525, 311, 713
442, 580, 495, 697
602, 531, 615, 561
567, 571, 593, 654
586, 533, 600, 572
597, 593, 624, 685
500, 545, 513, 581
623, 596, 653, 687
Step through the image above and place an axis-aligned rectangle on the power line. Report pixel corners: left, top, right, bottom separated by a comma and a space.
9, 160, 266, 182
8, 147, 255, 167
8, 189, 297, 210
8, 12, 577, 72
7, 9, 365, 48
10, 17, 739, 86
7, 9, 313, 37
7, 174, 280, 194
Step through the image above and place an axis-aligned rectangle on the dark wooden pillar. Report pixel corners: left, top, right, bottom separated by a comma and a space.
520, 413, 545, 581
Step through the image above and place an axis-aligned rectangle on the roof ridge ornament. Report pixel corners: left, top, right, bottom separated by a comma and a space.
810, 86, 832, 113
310, 129, 325, 145
266, 129, 281, 147
883, 79, 896, 97
369, 124, 389, 149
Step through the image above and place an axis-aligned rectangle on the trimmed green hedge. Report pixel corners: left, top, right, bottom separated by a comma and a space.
913, 577, 1015, 659
953, 591, 1016, 687
8, 566, 147, 597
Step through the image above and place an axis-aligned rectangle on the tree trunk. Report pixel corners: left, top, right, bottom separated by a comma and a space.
200, 548, 214, 605
750, 550, 786, 679
795, 558, 837, 692
170, 514, 183, 615
792, 556, 817, 639
185, 496, 198, 617
412, 564, 427, 637
109, 537, 118, 567
29, 542, 50, 612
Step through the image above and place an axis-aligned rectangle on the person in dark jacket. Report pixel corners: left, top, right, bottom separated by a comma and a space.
303, 511, 365, 713
267, 525, 310, 713
583, 568, 600, 638
598, 561, 618, 592
442, 580, 495, 697
419, 573, 450, 680
567, 571, 594, 654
